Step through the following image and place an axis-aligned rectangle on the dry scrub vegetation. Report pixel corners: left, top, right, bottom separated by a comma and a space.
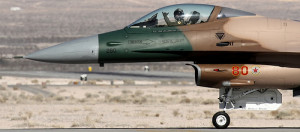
0, 84, 218, 105
0, 83, 299, 128
0, 84, 221, 128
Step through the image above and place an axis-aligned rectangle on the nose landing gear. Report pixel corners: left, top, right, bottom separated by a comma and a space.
212, 111, 230, 129
212, 88, 233, 129
211, 88, 282, 129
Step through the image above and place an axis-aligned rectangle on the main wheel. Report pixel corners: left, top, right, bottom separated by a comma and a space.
212, 111, 230, 129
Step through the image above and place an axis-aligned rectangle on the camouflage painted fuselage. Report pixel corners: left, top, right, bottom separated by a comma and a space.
25, 4, 300, 90
97, 6, 300, 89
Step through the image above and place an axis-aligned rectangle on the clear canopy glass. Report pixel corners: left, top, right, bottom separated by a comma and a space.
129, 4, 215, 28
128, 4, 256, 28
217, 7, 256, 19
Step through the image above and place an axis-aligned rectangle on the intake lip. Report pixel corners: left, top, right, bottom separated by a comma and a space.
186, 64, 201, 86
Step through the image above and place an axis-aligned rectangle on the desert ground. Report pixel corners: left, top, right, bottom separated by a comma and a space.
0, 75, 300, 128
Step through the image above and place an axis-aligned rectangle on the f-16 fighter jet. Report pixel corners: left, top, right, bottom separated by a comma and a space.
24, 4, 300, 129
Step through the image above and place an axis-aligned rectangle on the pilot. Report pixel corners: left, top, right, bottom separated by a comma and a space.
163, 8, 185, 26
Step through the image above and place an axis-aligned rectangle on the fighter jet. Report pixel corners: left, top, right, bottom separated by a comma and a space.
24, 4, 300, 129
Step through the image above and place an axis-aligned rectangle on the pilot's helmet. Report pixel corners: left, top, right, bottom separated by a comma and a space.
174, 8, 184, 21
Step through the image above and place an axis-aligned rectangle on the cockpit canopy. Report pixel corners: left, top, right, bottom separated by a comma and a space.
129, 4, 256, 28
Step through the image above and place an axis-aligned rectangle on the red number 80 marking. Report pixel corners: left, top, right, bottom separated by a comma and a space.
232, 66, 248, 76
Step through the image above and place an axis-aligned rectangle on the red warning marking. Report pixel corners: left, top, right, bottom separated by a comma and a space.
213, 69, 220, 72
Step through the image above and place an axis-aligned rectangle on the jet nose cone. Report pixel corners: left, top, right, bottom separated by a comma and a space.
25, 35, 99, 63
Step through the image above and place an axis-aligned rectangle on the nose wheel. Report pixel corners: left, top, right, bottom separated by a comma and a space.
212, 111, 230, 129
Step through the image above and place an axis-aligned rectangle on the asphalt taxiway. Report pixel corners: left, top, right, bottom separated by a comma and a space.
1, 128, 300, 132
0, 71, 194, 81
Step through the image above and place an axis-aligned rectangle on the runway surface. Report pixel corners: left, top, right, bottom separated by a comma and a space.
0, 71, 194, 81
1, 128, 300, 132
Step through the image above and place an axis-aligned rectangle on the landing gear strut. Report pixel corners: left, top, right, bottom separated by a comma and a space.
212, 111, 230, 129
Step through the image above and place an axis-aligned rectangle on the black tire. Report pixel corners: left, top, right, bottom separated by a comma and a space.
212, 111, 230, 129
